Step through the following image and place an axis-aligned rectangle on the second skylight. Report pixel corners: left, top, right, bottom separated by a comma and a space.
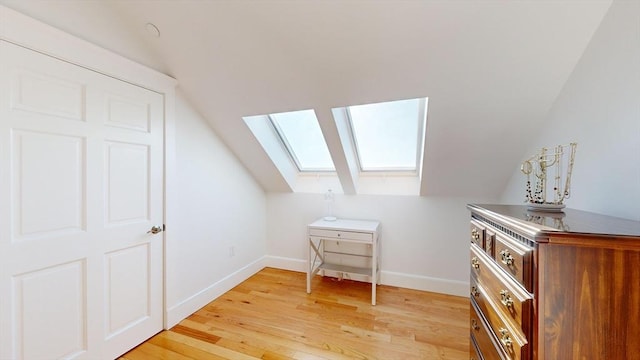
347, 98, 426, 172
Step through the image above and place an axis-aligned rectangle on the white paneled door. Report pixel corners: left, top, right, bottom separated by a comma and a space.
0, 41, 164, 359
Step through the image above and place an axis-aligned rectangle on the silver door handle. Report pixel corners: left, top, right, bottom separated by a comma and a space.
147, 225, 163, 234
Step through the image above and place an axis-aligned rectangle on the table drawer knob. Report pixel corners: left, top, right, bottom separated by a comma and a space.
500, 249, 514, 266
471, 286, 480, 298
471, 319, 480, 331
500, 290, 514, 308
471, 257, 480, 270
471, 228, 480, 241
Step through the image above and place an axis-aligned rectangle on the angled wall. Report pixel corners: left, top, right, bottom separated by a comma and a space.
166, 91, 267, 326
500, 0, 640, 221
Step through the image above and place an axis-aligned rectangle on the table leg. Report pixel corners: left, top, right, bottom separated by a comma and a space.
307, 238, 311, 293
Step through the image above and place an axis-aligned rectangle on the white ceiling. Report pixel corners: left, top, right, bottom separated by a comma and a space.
0, 0, 613, 197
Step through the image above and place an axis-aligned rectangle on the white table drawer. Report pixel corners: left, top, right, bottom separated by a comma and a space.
309, 228, 372, 242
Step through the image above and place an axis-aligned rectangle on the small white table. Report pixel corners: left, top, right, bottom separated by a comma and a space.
306, 218, 381, 305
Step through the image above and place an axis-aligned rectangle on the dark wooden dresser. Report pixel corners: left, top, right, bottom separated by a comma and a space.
467, 204, 640, 360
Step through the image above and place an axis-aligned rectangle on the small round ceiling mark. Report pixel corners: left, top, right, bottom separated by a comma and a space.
145, 22, 161, 37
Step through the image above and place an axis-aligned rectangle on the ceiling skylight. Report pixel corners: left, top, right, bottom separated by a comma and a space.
347, 98, 426, 171
269, 109, 335, 172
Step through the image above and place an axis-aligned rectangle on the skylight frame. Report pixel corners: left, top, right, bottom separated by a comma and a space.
268, 112, 336, 173
346, 98, 427, 173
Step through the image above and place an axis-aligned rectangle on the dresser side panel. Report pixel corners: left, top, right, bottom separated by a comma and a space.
538, 240, 640, 360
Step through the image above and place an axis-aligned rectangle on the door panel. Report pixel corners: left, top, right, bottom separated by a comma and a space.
12, 130, 86, 239
105, 94, 150, 132
104, 141, 150, 225
14, 260, 87, 360
11, 69, 85, 121
0, 40, 164, 359
105, 244, 151, 338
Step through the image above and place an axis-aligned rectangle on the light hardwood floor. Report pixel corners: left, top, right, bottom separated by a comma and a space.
120, 268, 469, 360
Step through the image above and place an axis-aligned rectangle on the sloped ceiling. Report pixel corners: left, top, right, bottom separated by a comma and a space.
0, 0, 612, 197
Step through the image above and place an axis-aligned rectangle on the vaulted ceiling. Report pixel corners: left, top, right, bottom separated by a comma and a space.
0, 0, 612, 197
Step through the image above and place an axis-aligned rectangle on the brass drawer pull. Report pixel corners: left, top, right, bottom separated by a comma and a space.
500, 290, 514, 308
471, 319, 480, 331
499, 328, 513, 348
471, 286, 480, 298
500, 249, 514, 266
471, 228, 480, 242
471, 257, 480, 270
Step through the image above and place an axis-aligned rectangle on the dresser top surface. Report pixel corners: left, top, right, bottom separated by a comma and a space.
308, 218, 380, 233
469, 204, 640, 238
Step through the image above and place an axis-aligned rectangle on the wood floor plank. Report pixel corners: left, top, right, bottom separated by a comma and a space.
121, 268, 469, 360
171, 324, 222, 344
183, 314, 353, 360
121, 342, 194, 360
261, 350, 296, 360
179, 319, 300, 358
160, 331, 260, 360
147, 333, 228, 360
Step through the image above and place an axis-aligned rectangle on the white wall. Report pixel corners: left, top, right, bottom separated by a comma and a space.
500, 0, 640, 221
266, 193, 495, 296
166, 90, 267, 326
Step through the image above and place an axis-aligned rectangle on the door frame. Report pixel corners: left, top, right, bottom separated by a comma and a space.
0, 5, 177, 330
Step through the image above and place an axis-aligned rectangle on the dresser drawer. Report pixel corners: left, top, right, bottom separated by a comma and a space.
470, 220, 485, 249
471, 246, 533, 335
494, 233, 533, 292
308, 228, 372, 242
471, 300, 507, 360
472, 282, 529, 360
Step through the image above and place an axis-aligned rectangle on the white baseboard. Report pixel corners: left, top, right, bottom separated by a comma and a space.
165, 256, 266, 328
381, 270, 469, 297
264, 255, 468, 297
263, 255, 306, 272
